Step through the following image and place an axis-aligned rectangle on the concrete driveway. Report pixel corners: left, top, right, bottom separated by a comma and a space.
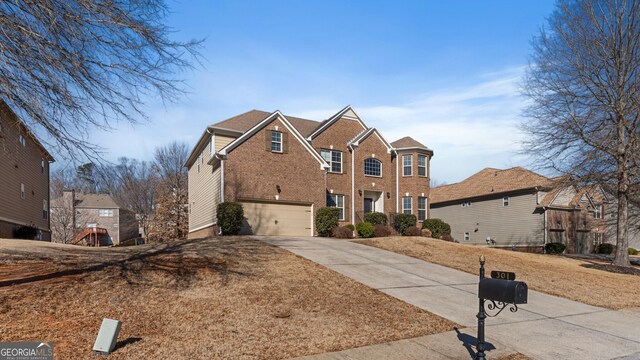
258, 236, 640, 360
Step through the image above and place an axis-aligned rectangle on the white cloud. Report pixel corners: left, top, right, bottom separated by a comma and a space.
357, 67, 529, 183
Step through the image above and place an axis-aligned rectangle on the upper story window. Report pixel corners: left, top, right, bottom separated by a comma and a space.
20, 183, 25, 199
403, 196, 412, 214
19, 134, 26, 147
327, 194, 345, 220
271, 131, 282, 152
403, 155, 412, 176
418, 155, 427, 177
321, 149, 342, 173
594, 204, 602, 219
99, 209, 114, 217
503, 196, 510, 207
418, 197, 427, 221
41, 160, 45, 174
364, 158, 382, 177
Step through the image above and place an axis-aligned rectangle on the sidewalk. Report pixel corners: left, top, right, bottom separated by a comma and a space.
259, 236, 640, 360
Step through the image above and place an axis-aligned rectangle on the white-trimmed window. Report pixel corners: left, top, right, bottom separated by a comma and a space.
271, 131, 282, 152
503, 196, 510, 207
403, 196, 412, 214
20, 183, 25, 199
464, 232, 470, 241
364, 158, 382, 177
403, 155, 412, 176
43, 199, 48, 220
418, 197, 427, 221
19, 134, 26, 146
321, 149, 342, 173
594, 204, 602, 219
327, 194, 345, 220
418, 155, 427, 177
99, 209, 114, 217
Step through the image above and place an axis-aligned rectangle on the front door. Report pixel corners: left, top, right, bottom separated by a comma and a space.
364, 198, 374, 213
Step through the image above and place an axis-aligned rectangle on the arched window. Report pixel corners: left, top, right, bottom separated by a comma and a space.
364, 158, 382, 177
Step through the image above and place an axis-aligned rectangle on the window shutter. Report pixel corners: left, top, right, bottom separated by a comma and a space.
343, 195, 349, 221
282, 132, 289, 153
265, 130, 272, 151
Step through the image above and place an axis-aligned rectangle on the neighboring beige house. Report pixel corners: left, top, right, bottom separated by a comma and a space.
0, 101, 54, 241
185, 106, 433, 238
50, 190, 138, 245
431, 167, 609, 253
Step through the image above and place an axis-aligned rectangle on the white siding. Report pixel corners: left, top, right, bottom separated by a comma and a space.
188, 135, 222, 232
215, 135, 235, 152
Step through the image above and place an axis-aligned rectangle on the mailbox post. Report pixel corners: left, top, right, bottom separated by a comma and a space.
476, 256, 528, 360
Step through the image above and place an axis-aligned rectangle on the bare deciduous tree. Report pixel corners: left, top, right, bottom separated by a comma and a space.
152, 141, 189, 240
0, 1, 200, 160
522, 0, 640, 266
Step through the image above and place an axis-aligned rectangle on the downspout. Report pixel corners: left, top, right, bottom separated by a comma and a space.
351, 145, 355, 226
395, 152, 399, 212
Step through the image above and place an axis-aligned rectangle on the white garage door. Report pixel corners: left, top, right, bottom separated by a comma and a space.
239, 202, 312, 236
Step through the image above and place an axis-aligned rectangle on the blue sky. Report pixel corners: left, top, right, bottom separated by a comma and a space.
87, 0, 557, 184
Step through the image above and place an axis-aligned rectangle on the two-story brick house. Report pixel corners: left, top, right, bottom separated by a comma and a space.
185, 106, 433, 238
0, 101, 54, 241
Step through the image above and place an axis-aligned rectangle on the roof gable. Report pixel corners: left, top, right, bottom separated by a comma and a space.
218, 111, 329, 169
348, 127, 393, 153
307, 105, 367, 140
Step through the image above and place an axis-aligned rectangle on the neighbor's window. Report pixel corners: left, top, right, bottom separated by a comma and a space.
503, 196, 510, 207
464, 232, 470, 241
418, 197, 427, 221
19, 134, 26, 146
42, 199, 48, 220
403, 155, 412, 176
594, 205, 602, 219
593, 233, 603, 246
418, 155, 427, 177
99, 209, 114, 217
403, 196, 412, 214
327, 194, 345, 220
271, 131, 282, 152
364, 158, 382, 177
20, 183, 25, 199
41, 160, 45, 174
321, 149, 342, 173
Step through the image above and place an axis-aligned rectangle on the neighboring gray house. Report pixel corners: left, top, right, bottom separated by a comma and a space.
431, 167, 610, 253
50, 190, 138, 245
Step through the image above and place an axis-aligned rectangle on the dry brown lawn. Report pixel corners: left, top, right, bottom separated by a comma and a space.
0, 237, 457, 359
356, 237, 640, 310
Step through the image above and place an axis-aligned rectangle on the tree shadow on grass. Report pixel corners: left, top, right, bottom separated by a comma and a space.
0, 237, 273, 289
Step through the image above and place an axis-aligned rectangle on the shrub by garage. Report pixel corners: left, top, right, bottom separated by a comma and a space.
217, 202, 244, 235
316, 207, 340, 237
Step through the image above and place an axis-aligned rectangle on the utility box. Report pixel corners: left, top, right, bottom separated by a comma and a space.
478, 278, 528, 304
93, 318, 121, 355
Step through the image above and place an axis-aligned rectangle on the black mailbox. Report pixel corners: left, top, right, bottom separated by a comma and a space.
478, 278, 528, 304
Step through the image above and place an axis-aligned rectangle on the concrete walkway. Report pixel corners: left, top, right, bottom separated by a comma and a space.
258, 236, 640, 360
